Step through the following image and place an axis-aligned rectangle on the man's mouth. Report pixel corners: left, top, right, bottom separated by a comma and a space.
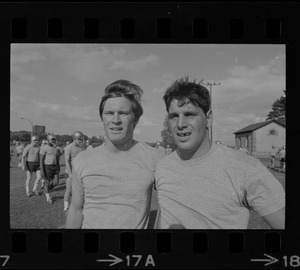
110, 127, 123, 131
177, 132, 192, 138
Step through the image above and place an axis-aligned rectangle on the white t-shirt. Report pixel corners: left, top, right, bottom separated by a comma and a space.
155, 143, 285, 229
72, 141, 165, 229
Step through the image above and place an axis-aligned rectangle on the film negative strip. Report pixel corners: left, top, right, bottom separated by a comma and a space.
2, 2, 300, 269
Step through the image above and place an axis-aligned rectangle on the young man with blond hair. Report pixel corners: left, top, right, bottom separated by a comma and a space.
66, 80, 164, 229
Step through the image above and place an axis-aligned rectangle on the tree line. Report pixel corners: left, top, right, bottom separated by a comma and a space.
10, 131, 105, 147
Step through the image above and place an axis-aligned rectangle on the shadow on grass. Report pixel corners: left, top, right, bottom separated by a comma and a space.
52, 196, 64, 202
51, 185, 66, 192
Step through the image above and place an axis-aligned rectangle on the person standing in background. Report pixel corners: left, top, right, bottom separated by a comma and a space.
278, 146, 286, 173
86, 140, 93, 150
22, 136, 42, 197
15, 141, 24, 168
270, 145, 277, 169
63, 131, 86, 211
40, 135, 61, 204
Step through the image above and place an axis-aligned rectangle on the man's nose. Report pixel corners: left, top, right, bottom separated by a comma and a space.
177, 115, 188, 129
112, 113, 121, 123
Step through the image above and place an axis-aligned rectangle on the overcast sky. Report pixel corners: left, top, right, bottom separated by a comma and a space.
10, 44, 285, 145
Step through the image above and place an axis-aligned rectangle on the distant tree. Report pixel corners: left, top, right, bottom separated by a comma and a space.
99, 135, 105, 145
89, 136, 99, 144
18, 131, 31, 142
266, 90, 286, 121
12, 134, 19, 142
57, 134, 73, 145
160, 115, 177, 151
39, 133, 48, 141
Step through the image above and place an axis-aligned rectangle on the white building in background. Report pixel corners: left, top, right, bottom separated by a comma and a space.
233, 119, 285, 158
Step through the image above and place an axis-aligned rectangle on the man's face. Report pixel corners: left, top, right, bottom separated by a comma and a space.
32, 139, 39, 146
49, 137, 57, 145
102, 97, 135, 146
168, 99, 212, 157
75, 137, 85, 147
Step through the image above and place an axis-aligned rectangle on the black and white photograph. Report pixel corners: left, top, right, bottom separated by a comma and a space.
10, 43, 285, 229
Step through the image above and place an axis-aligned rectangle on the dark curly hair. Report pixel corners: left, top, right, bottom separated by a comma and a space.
163, 77, 210, 114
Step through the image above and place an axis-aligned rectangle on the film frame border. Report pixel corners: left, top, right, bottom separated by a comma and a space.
2, 2, 299, 269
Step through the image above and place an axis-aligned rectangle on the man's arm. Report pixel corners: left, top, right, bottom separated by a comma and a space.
39, 153, 46, 178
65, 168, 84, 228
22, 148, 28, 171
262, 207, 285, 229
64, 150, 72, 175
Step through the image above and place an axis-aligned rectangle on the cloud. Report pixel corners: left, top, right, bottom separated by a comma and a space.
110, 55, 159, 71
11, 96, 101, 132
152, 74, 176, 93
70, 96, 78, 101
11, 48, 45, 74
211, 55, 285, 140
45, 44, 159, 83
11, 44, 160, 83
18, 74, 36, 82
11, 85, 36, 92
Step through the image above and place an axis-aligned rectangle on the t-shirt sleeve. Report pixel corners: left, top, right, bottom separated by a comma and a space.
72, 158, 85, 197
244, 162, 285, 217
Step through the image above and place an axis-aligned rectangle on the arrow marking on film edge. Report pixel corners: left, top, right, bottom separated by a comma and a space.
251, 253, 279, 266
97, 254, 123, 266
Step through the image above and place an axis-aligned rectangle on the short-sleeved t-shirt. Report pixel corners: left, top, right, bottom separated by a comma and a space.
72, 141, 165, 229
40, 144, 60, 165
65, 142, 86, 163
155, 143, 285, 229
22, 144, 40, 162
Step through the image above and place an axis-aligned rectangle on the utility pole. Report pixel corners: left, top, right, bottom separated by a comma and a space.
201, 81, 220, 142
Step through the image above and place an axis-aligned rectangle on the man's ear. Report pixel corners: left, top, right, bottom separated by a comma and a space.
206, 110, 213, 128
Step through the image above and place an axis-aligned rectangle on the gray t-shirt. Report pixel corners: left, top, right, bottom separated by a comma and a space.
155, 143, 285, 229
64, 142, 86, 164
72, 141, 165, 229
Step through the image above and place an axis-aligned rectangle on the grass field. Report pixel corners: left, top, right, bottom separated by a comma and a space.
10, 155, 285, 229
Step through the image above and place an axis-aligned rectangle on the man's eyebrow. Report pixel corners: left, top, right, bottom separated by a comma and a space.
168, 112, 178, 117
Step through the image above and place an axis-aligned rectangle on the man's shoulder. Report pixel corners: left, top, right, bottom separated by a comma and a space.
215, 144, 260, 168
76, 144, 103, 159
24, 144, 31, 150
156, 150, 177, 166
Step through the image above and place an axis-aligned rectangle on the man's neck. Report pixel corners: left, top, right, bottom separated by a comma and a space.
178, 140, 212, 161
105, 139, 135, 153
